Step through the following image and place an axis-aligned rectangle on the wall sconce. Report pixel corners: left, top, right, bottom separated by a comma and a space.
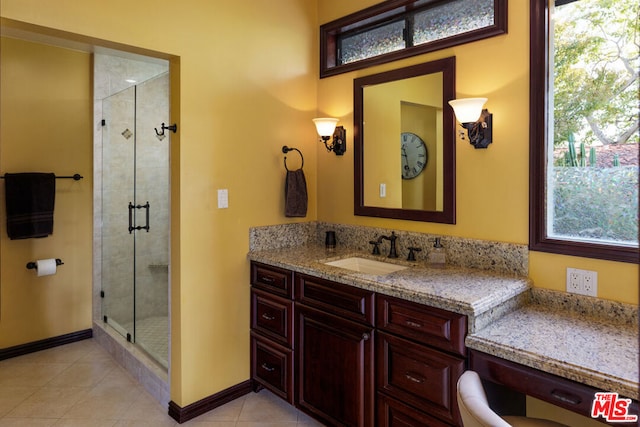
312, 118, 346, 155
448, 98, 493, 149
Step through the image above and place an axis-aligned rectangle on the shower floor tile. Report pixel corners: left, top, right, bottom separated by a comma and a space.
122, 315, 169, 368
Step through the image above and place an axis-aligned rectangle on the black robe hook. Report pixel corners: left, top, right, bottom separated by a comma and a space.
155, 123, 178, 136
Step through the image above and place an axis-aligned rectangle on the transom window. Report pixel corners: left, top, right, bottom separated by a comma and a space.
530, 0, 639, 263
321, 0, 507, 78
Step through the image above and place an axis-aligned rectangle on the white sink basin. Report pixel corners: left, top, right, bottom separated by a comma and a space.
324, 257, 408, 275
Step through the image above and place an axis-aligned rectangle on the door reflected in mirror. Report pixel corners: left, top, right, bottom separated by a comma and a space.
354, 57, 456, 223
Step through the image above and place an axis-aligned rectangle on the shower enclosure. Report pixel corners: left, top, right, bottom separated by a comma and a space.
100, 71, 170, 369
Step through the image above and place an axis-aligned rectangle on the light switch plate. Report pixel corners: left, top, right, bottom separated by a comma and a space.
217, 189, 228, 209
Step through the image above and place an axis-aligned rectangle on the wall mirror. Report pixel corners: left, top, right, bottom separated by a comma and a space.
354, 56, 456, 223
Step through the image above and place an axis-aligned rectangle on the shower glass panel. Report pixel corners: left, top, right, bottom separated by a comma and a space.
101, 72, 170, 369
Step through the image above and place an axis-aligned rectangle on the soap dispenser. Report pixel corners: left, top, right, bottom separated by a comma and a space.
429, 238, 446, 268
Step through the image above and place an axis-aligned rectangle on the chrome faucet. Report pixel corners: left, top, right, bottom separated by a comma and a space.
377, 231, 398, 258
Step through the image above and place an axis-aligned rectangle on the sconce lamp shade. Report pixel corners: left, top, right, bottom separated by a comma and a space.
448, 98, 487, 123
312, 117, 346, 155
448, 98, 493, 149
312, 118, 339, 137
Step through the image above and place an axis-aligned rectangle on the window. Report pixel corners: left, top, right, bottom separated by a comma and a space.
530, 0, 639, 263
321, 0, 507, 78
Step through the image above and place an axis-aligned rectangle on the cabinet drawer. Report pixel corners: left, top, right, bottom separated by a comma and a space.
251, 288, 293, 347
377, 393, 452, 427
470, 350, 640, 422
250, 333, 293, 404
377, 331, 464, 425
251, 262, 293, 298
296, 273, 374, 325
377, 294, 467, 356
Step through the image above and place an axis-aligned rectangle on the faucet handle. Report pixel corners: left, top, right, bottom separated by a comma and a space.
369, 240, 381, 255
407, 247, 422, 261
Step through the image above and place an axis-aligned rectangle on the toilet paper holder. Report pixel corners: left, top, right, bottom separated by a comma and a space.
26, 259, 64, 270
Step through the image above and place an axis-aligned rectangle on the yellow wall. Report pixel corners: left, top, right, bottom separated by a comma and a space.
1, 0, 318, 407
0, 37, 93, 347
316, 0, 638, 306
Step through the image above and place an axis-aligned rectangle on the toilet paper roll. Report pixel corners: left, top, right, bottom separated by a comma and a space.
36, 259, 57, 277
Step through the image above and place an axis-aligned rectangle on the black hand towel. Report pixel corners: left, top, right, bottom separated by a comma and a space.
5, 173, 56, 239
285, 169, 308, 217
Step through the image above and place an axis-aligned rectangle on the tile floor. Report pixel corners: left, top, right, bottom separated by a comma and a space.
0, 339, 324, 426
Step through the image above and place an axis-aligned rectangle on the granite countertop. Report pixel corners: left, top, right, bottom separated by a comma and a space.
248, 244, 531, 333
466, 290, 639, 400
248, 224, 638, 406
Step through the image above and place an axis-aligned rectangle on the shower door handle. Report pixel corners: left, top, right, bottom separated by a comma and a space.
141, 202, 150, 232
128, 202, 133, 233
128, 202, 150, 233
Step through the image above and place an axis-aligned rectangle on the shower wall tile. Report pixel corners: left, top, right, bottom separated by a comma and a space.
94, 53, 168, 100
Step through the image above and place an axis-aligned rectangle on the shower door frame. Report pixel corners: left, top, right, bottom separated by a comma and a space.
98, 69, 171, 370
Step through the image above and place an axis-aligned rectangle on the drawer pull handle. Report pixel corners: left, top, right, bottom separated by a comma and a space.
261, 363, 275, 372
260, 276, 275, 284
405, 372, 425, 384
362, 333, 370, 341
261, 313, 275, 321
550, 389, 582, 405
405, 320, 423, 328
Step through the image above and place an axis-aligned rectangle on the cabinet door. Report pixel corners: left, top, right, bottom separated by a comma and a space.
297, 305, 374, 427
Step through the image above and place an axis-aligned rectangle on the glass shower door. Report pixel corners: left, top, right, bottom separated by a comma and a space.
133, 73, 170, 368
101, 72, 170, 369
102, 86, 136, 341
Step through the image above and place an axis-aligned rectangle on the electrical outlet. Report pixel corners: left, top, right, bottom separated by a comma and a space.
566, 268, 598, 296
582, 270, 598, 297
566, 268, 582, 293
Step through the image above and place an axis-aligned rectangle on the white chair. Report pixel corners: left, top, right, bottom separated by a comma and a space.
457, 371, 569, 427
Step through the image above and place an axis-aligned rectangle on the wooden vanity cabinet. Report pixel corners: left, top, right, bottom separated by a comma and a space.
249, 262, 469, 427
296, 273, 375, 427
376, 294, 467, 426
250, 263, 295, 403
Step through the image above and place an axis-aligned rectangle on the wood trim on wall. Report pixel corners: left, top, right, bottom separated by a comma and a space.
168, 380, 253, 424
0, 329, 93, 361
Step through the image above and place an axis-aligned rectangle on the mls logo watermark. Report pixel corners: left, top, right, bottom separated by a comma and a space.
591, 392, 638, 423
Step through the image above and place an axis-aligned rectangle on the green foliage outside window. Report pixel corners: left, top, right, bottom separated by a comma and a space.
550, 0, 638, 245
553, 0, 639, 147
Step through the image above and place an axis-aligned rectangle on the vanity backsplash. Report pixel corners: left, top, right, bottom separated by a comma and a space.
250, 222, 528, 276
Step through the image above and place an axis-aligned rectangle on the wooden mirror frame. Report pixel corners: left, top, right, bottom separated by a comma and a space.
354, 57, 456, 223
